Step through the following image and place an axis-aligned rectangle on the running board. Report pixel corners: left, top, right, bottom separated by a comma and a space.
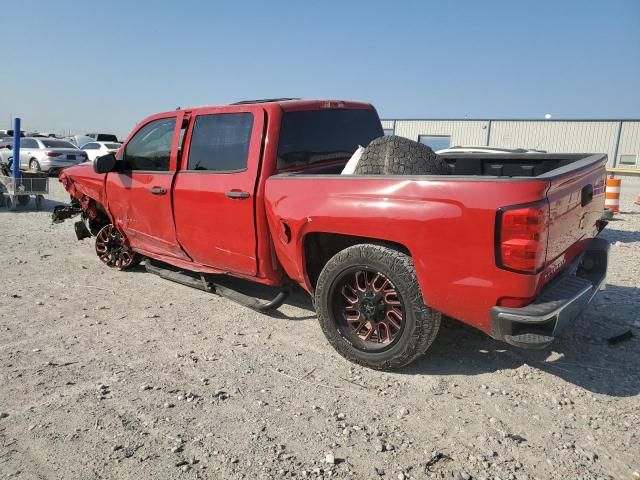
144, 260, 290, 313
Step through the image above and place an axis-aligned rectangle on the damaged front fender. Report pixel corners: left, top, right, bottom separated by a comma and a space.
53, 167, 110, 238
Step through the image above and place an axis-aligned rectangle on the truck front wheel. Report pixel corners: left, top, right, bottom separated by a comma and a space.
315, 244, 440, 370
95, 224, 141, 270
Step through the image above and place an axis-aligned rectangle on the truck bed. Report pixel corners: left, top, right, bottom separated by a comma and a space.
276, 152, 604, 179
264, 152, 607, 333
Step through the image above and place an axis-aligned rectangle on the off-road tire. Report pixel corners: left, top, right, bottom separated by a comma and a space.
354, 135, 450, 175
35, 194, 44, 210
315, 244, 441, 370
17, 195, 30, 206
95, 224, 142, 270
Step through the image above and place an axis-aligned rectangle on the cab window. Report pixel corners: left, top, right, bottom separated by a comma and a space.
187, 113, 253, 172
124, 118, 176, 171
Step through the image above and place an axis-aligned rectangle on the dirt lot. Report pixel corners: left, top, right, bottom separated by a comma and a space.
1, 180, 639, 480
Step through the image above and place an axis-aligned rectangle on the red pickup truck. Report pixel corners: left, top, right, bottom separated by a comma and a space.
54, 99, 609, 370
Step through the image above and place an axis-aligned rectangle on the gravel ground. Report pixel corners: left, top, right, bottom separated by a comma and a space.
1, 180, 639, 480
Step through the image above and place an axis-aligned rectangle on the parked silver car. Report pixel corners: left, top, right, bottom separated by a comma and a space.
18, 138, 88, 173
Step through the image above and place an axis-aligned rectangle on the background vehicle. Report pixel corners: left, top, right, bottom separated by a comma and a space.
80, 141, 121, 161
0, 129, 25, 137
19, 137, 87, 173
66, 135, 95, 148
55, 99, 609, 370
0, 142, 12, 167
85, 133, 119, 142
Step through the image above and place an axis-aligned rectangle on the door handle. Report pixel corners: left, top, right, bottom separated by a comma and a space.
149, 186, 167, 195
225, 190, 250, 199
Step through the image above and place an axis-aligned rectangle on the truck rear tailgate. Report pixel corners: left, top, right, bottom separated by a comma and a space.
539, 155, 607, 288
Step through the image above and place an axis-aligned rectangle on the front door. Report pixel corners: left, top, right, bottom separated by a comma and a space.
172, 107, 264, 275
105, 114, 188, 261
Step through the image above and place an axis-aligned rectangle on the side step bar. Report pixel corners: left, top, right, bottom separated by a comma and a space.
145, 260, 290, 313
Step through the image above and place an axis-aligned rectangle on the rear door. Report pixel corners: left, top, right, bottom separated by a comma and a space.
105, 113, 189, 261
172, 106, 264, 275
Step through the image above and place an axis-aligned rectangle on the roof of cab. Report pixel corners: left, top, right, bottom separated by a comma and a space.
174, 99, 375, 114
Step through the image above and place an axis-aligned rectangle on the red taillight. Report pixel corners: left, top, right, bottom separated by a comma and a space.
46, 151, 62, 157
496, 202, 549, 274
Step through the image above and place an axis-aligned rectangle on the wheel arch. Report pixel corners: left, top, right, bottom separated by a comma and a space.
302, 232, 411, 291
74, 195, 111, 235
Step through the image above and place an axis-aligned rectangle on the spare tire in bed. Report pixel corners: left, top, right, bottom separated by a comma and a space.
354, 135, 450, 175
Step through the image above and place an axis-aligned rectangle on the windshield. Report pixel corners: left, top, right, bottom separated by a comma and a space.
277, 109, 383, 169
41, 139, 76, 149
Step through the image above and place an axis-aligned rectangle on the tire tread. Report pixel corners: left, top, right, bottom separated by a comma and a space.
354, 135, 450, 176
315, 244, 440, 370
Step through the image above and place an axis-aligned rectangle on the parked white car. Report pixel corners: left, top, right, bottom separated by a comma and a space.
18, 138, 88, 173
80, 141, 122, 161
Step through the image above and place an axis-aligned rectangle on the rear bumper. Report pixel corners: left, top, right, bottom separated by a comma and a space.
39, 160, 82, 172
491, 237, 609, 348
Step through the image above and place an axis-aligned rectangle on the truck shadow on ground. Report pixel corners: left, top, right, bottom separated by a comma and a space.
133, 261, 638, 396
406, 284, 639, 397
212, 278, 317, 320
132, 264, 319, 321
599, 227, 640, 244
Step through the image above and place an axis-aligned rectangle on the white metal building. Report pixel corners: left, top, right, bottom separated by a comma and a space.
380, 119, 640, 172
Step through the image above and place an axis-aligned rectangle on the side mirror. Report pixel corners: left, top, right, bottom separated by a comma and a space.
5, 144, 11, 150
93, 153, 117, 174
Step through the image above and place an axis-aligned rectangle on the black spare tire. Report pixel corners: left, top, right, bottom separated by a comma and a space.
354, 135, 450, 175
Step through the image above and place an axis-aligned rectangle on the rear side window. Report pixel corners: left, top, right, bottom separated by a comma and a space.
187, 113, 253, 171
41, 139, 76, 148
124, 117, 176, 171
97, 134, 118, 142
277, 109, 383, 169
21, 139, 39, 148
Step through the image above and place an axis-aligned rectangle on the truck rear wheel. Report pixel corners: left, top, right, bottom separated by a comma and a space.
314, 244, 441, 370
354, 135, 450, 175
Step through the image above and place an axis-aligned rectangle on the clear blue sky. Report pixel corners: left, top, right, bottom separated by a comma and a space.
1, 0, 639, 137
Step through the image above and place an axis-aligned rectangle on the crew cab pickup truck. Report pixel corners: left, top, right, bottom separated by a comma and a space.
55, 99, 609, 370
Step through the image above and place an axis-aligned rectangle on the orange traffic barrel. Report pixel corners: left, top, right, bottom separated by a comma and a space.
605, 176, 621, 214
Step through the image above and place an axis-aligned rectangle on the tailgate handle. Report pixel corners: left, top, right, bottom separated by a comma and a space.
581, 184, 593, 207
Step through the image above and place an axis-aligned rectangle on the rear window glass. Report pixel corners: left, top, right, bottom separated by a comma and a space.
277, 109, 383, 169
96, 134, 118, 142
41, 139, 76, 148
187, 113, 253, 171
105, 143, 121, 149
